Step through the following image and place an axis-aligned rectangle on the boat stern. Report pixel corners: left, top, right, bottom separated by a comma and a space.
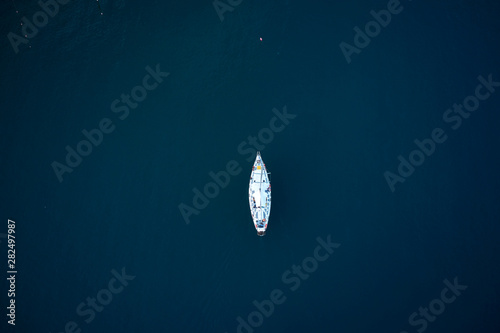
254, 219, 268, 236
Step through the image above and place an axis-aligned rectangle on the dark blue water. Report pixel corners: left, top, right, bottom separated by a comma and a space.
1, 0, 500, 332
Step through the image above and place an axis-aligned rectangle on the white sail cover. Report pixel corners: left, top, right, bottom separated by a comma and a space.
248, 151, 271, 236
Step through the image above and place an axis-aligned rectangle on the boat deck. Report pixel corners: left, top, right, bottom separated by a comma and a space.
249, 152, 271, 234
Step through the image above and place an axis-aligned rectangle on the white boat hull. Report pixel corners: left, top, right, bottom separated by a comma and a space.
248, 152, 271, 236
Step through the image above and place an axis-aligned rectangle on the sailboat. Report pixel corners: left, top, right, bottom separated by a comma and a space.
248, 151, 271, 236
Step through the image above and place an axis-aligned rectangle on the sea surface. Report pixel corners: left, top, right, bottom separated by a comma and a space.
1, 0, 500, 332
